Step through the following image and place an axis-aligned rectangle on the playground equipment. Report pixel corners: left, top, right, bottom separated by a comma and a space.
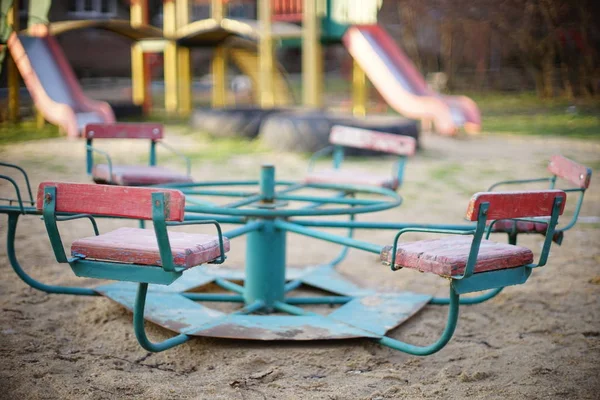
3, 1, 480, 135
0, 160, 573, 355
305, 125, 416, 190
84, 123, 193, 186
488, 155, 592, 245
6, 33, 116, 137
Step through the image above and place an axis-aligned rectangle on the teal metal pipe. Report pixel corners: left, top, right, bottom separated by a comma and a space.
290, 219, 475, 231
377, 287, 460, 356
134, 283, 191, 352
244, 220, 286, 308
223, 220, 264, 239
6, 213, 98, 296
232, 300, 265, 315
285, 296, 352, 305
0, 162, 34, 205
273, 300, 316, 316
182, 293, 244, 302
430, 287, 502, 305
214, 278, 245, 294
277, 194, 382, 206
260, 164, 276, 201
274, 220, 382, 254
183, 214, 246, 224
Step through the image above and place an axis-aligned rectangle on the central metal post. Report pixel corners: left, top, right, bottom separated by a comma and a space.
244, 165, 286, 309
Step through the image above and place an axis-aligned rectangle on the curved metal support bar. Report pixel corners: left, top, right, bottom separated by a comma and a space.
5, 213, 98, 296
430, 287, 503, 305
55, 214, 100, 236
85, 145, 113, 181
182, 189, 256, 197
134, 282, 191, 352
289, 219, 475, 231
156, 141, 192, 176
487, 177, 552, 191
378, 287, 460, 356
277, 194, 383, 206
559, 189, 585, 231
0, 162, 34, 206
0, 175, 26, 213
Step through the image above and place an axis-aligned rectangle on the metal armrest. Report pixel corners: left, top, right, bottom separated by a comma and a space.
307, 146, 334, 172
167, 219, 227, 264
0, 174, 27, 213
0, 162, 34, 207
156, 141, 192, 176
85, 145, 114, 180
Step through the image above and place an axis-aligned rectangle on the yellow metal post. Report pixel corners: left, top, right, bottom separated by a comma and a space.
163, 0, 178, 113
7, 1, 20, 122
258, 0, 275, 108
212, 47, 228, 107
130, 0, 147, 110
131, 43, 146, 107
302, 0, 323, 107
36, 108, 45, 129
211, 0, 223, 20
211, 0, 227, 108
176, 0, 191, 115
352, 59, 367, 117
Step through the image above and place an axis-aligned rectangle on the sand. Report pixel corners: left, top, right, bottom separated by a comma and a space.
0, 131, 599, 399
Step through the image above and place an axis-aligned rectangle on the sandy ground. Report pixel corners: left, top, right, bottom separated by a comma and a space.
0, 130, 599, 399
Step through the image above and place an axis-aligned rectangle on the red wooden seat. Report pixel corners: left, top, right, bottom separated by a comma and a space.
36, 182, 230, 270
305, 169, 398, 190
380, 236, 534, 277
72, 227, 230, 268
306, 126, 416, 190
380, 190, 566, 278
92, 164, 194, 186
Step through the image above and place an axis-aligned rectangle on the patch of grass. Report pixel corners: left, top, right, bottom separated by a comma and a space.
467, 92, 600, 139
0, 122, 61, 145
429, 162, 464, 181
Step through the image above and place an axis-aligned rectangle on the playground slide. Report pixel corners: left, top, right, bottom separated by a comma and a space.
7, 32, 114, 138
343, 25, 481, 135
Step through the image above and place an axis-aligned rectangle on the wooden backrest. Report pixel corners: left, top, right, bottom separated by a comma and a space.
548, 155, 592, 189
329, 125, 416, 156
83, 123, 163, 140
465, 190, 566, 221
36, 182, 185, 221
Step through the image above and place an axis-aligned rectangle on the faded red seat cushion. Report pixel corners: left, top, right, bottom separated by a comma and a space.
72, 227, 230, 268
305, 169, 398, 190
92, 164, 193, 186
380, 236, 533, 277
491, 219, 563, 244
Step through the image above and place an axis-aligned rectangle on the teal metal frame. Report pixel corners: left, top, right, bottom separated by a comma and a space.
0, 162, 567, 355
85, 136, 192, 182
